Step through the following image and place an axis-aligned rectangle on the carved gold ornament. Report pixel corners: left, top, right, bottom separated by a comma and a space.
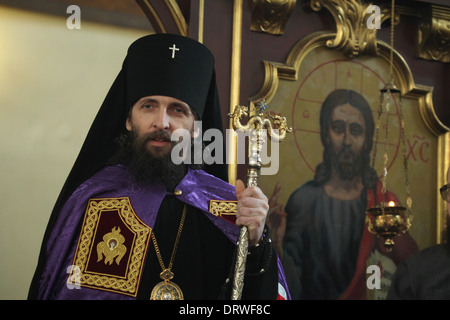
310, 0, 394, 57
250, 0, 297, 35
418, 4, 450, 63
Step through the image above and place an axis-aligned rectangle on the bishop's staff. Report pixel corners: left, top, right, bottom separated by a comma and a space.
228, 100, 291, 300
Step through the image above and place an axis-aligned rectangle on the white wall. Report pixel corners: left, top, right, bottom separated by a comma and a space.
0, 6, 149, 299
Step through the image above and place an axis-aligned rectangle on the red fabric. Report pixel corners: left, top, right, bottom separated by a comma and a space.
339, 182, 418, 300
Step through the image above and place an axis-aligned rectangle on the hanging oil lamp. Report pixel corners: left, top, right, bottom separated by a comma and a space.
365, 0, 413, 252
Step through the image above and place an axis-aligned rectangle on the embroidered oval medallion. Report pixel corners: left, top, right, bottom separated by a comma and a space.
150, 280, 184, 300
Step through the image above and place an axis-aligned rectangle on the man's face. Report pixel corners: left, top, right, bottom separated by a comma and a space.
126, 95, 196, 158
328, 103, 366, 180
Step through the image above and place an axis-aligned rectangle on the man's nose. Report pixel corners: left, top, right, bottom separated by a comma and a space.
343, 128, 352, 145
153, 108, 170, 130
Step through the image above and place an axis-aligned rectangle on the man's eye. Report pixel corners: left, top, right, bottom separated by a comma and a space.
350, 124, 363, 136
143, 104, 152, 109
171, 105, 188, 115
332, 124, 344, 134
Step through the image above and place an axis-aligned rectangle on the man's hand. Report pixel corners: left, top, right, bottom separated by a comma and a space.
235, 179, 269, 246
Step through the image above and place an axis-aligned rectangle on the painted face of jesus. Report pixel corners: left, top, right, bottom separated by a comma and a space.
328, 103, 366, 180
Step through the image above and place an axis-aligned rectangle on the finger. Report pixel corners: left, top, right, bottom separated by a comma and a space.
239, 186, 268, 203
235, 215, 265, 246
235, 179, 246, 199
237, 203, 268, 218
238, 195, 268, 209
235, 213, 265, 232
269, 203, 284, 215
236, 215, 263, 228
271, 182, 281, 198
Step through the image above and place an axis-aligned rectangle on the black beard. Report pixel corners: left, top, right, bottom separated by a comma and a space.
129, 140, 186, 191
111, 130, 203, 191
330, 145, 362, 181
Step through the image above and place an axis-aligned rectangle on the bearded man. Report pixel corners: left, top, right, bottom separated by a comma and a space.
28, 34, 289, 300
270, 89, 417, 299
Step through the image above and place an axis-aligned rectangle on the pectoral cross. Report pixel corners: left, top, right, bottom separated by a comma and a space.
169, 44, 179, 58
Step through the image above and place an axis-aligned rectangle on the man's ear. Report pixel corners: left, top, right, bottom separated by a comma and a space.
126, 117, 132, 132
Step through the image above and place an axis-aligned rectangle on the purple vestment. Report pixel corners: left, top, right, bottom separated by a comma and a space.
35, 165, 289, 300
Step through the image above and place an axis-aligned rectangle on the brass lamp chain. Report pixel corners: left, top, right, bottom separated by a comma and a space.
365, 0, 413, 251
390, 0, 412, 211
389, 0, 395, 82
382, 92, 391, 196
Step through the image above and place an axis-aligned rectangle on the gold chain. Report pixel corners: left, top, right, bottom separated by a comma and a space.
389, 0, 395, 82
151, 204, 187, 274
